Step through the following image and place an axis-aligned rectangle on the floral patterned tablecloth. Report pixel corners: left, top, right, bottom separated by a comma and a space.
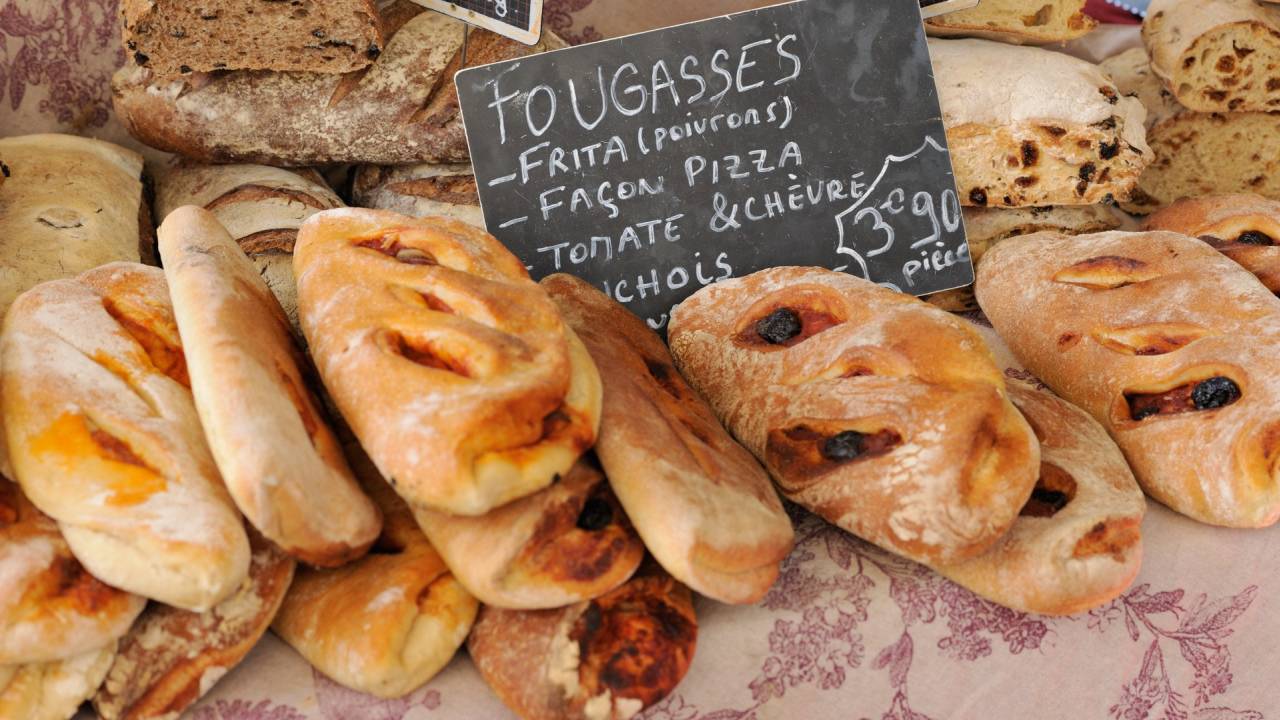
4, 1, 1275, 718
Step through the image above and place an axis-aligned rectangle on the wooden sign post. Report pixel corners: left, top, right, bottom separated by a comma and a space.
457, 0, 971, 329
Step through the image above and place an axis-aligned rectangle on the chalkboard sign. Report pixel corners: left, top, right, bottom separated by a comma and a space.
413, 0, 542, 44
457, 0, 971, 330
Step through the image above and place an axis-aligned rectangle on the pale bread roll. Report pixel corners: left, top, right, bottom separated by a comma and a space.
159, 206, 381, 567
1, 263, 251, 610
541, 273, 793, 605
272, 446, 478, 698
0, 645, 116, 720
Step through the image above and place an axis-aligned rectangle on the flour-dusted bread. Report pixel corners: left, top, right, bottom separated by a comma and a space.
112, 2, 566, 166
0, 480, 145, 666
0, 645, 116, 720
159, 207, 381, 567
1144, 0, 1280, 113
121, 0, 383, 78
294, 209, 602, 516
925, 204, 1122, 311
929, 38, 1151, 208
977, 230, 1280, 527
1103, 47, 1280, 214
1, 263, 251, 611
668, 267, 1040, 566
154, 161, 344, 332
351, 164, 484, 227
1144, 193, 1280, 293
272, 446, 478, 699
934, 382, 1146, 616
468, 562, 697, 720
93, 528, 294, 720
542, 274, 793, 605
925, 0, 1096, 44
414, 457, 645, 610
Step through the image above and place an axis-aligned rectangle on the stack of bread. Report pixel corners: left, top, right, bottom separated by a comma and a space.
1101, 0, 1280, 213
921, 4, 1146, 310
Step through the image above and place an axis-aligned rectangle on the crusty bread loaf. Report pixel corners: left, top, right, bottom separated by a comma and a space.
1144, 193, 1280, 293
273, 445, 478, 699
413, 457, 645, 610
934, 382, 1146, 616
925, 204, 1122, 311
0, 645, 116, 720
154, 161, 343, 331
929, 38, 1151, 208
121, 0, 383, 78
542, 274, 793, 605
1, 263, 251, 611
0, 480, 145, 666
294, 209, 602, 516
93, 528, 293, 720
112, 2, 566, 166
159, 206, 381, 567
1103, 47, 1280, 214
926, 0, 1096, 44
977, 230, 1280, 527
351, 164, 483, 227
467, 562, 697, 720
668, 267, 1040, 566
1144, 0, 1280, 113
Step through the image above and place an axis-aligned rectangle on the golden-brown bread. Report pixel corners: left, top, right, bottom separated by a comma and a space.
0, 644, 116, 720
468, 562, 697, 720
1, 263, 251, 611
976, 230, 1280, 527
1143, 193, 1280, 293
351, 164, 483, 227
414, 456, 645, 610
92, 528, 295, 720
159, 206, 381, 567
934, 382, 1146, 615
925, 204, 1123, 312
153, 160, 344, 333
272, 445, 478, 698
0, 479, 144, 666
293, 208, 602, 516
668, 267, 1040, 566
541, 273, 793, 605
925, 0, 1096, 44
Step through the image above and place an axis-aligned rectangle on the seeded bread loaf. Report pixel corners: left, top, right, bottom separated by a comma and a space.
929, 38, 1151, 208
1102, 47, 1280, 214
112, 2, 566, 166
121, 0, 383, 78
352, 164, 484, 227
1144, 0, 1280, 113
925, 0, 1096, 45
1143, 193, 1280, 293
925, 204, 1123, 311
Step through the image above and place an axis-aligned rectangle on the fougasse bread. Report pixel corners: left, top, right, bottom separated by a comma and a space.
159, 206, 381, 567
1, 263, 250, 611
1144, 193, 1280, 294
977, 229, 1280, 527
925, 0, 1097, 45
542, 273, 793, 605
467, 561, 697, 720
293, 208, 602, 516
934, 382, 1146, 616
668, 266, 1040, 566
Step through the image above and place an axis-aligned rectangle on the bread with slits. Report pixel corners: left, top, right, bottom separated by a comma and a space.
273, 446, 478, 698
294, 208, 602, 516
977, 230, 1280, 527
159, 206, 381, 567
0, 479, 144, 666
668, 266, 1040, 566
1143, 194, 1280, 294
934, 381, 1146, 615
542, 273, 793, 605
1, 263, 250, 610
414, 456, 644, 610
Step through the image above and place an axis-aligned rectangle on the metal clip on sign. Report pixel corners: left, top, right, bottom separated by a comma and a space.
411, 0, 543, 45
919, 0, 981, 19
